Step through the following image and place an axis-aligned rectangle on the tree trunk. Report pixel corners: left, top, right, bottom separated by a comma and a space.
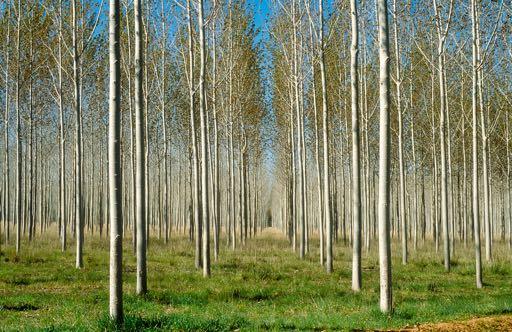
15, 0, 21, 255
198, 0, 210, 277
350, 0, 362, 291
476, 14, 491, 261
292, 1, 305, 259
134, 0, 147, 295
4, 1, 10, 246
471, 0, 483, 288
109, 0, 123, 322
377, 0, 392, 313
319, 0, 332, 274
432, 0, 452, 271
392, 0, 407, 265
73, 0, 84, 269
309, 25, 324, 266
211, 0, 220, 261
59, 0, 66, 252
187, 0, 201, 268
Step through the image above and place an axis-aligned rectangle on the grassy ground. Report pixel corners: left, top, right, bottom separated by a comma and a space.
1, 227, 511, 331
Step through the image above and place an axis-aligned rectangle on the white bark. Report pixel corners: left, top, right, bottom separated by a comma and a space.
211, 0, 220, 261
432, 0, 453, 272
109, 0, 123, 322
73, 0, 84, 269
319, 0, 332, 274
350, 0, 362, 292
134, 0, 147, 295
377, 0, 392, 313
410, 81, 418, 251
392, 0, 407, 265
58, 0, 66, 252
471, 0, 483, 288
187, 0, 201, 268
476, 14, 491, 262
309, 25, 324, 266
292, 0, 305, 259
160, 0, 168, 245
15, 0, 21, 255
198, 0, 210, 277
4, 1, 10, 246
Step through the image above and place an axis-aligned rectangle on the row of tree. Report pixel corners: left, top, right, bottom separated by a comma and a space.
269, 0, 509, 314
0, 0, 268, 322
0, 0, 510, 321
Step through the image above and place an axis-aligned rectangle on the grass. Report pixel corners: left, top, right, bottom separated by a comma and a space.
1, 227, 512, 331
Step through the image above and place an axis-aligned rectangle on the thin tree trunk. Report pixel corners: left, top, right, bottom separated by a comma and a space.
143, 0, 150, 247
432, 0, 453, 271
211, 0, 220, 262
160, 0, 168, 245
58, 0, 66, 252
15, 0, 21, 255
28, 30, 34, 243
471, 0, 483, 288
309, 25, 324, 266
198, 0, 210, 277
461, 71, 468, 248
134, 0, 147, 295
3, 2, 10, 247
73, 0, 83, 269
392, 0, 407, 265
187, 0, 201, 268
350, 0, 362, 291
109, 0, 123, 322
292, 1, 305, 259
476, 14, 491, 261
377, 0, 392, 313
506, 111, 511, 249
410, 81, 418, 251
319, 0, 332, 274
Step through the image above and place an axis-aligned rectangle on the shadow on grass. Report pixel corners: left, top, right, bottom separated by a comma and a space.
3, 276, 31, 286
227, 287, 276, 302
0, 303, 39, 311
146, 290, 208, 306
484, 307, 512, 316
98, 313, 248, 331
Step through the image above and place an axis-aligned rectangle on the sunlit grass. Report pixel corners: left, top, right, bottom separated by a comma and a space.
0, 227, 511, 331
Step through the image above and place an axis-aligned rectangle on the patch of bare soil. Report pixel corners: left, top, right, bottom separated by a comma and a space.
396, 315, 512, 331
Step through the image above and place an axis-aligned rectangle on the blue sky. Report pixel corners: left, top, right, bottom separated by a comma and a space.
252, 0, 271, 29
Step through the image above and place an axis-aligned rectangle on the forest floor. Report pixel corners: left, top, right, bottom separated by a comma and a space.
1, 227, 512, 331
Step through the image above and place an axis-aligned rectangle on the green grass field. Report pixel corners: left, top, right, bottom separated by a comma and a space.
1, 228, 511, 331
